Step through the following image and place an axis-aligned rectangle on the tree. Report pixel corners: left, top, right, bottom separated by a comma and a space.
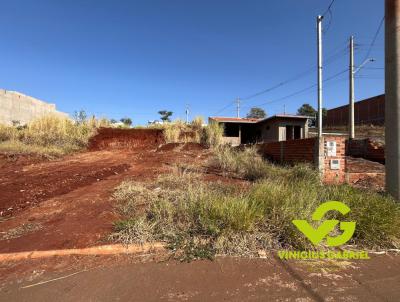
110, 118, 117, 124
158, 110, 173, 122
297, 104, 327, 127
297, 104, 316, 117
120, 117, 132, 126
246, 107, 267, 119
73, 110, 87, 124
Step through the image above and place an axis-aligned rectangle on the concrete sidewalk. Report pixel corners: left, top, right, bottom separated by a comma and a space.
1, 254, 400, 301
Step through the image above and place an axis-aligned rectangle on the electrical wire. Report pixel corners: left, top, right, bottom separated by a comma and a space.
363, 16, 385, 62
240, 46, 348, 102
241, 69, 348, 109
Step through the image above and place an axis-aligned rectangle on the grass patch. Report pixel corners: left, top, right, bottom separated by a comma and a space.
159, 117, 223, 148
110, 148, 400, 260
0, 114, 110, 156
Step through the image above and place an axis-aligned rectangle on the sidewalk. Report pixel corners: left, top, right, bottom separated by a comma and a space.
1, 253, 399, 301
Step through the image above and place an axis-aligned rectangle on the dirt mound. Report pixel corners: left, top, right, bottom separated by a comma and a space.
157, 142, 207, 152
88, 128, 165, 151
181, 142, 207, 151
157, 143, 182, 152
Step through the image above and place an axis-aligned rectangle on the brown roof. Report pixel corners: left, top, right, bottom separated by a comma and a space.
209, 117, 261, 123
210, 114, 309, 124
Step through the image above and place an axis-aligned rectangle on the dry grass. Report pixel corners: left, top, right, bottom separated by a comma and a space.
0, 115, 110, 156
111, 147, 400, 260
157, 117, 223, 147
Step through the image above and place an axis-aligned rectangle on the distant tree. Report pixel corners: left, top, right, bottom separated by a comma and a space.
297, 104, 316, 117
73, 110, 87, 124
120, 117, 132, 126
158, 110, 173, 122
246, 107, 267, 119
297, 104, 327, 127
110, 118, 117, 124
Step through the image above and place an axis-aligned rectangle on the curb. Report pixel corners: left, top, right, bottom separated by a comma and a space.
0, 243, 165, 262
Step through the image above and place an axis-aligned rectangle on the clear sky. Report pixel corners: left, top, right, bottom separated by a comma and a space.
0, 0, 384, 125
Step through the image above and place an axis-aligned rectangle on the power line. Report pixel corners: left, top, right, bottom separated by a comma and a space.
322, 0, 337, 17
239, 45, 348, 102
363, 16, 385, 62
212, 100, 237, 116
241, 69, 348, 110
321, 0, 338, 34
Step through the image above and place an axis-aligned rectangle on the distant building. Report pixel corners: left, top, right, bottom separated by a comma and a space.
148, 120, 163, 125
324, 94, 384, 127
0, 89, 68, 125
209, 114, 309, 146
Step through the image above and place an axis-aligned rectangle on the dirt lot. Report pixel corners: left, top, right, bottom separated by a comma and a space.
0, 129, 396, 301
0, 133, 214, 255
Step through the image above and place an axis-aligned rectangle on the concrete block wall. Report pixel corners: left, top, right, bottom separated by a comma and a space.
0, 89, 68, 125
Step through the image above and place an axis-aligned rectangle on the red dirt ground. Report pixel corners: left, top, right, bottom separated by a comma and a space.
0, 130, 222, 255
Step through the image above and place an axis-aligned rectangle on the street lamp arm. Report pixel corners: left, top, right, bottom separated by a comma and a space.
354, 58, 375, 74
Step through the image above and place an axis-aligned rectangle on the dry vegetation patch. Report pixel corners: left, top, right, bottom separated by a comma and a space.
110, 146, 400, 261
0, 115, 110, 156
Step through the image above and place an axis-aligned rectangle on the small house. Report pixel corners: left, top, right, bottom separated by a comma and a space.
208, 114, 309, 145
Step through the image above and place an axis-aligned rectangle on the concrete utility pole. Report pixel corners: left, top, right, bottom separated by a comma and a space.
236, 98, 240, 118
317, 15, 323, 137
185, 104, 189, 123
349, 36, 355, 139
386, 0, 400, 199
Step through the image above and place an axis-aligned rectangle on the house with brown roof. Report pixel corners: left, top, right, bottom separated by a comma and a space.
208, 114, 309, 145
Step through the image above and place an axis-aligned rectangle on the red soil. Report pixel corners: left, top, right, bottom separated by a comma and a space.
0, 133, 222, 254
88, 128, 165, 150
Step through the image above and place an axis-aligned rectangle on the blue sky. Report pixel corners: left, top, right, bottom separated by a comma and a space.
0, 0, 384, 125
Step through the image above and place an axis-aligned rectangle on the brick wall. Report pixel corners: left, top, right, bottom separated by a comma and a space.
257, 138, 316, 164
324, 94, 385, 126
257, 135, 348, 184
346, 139, 385, 164
322, 136, 347, 184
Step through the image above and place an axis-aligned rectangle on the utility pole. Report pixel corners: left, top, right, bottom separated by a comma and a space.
386, 0, 400, 200
236, 98, 240, 118
283, 104, 286, 115
349, 36, 355, 139
317, 15, 323, 138
185, 104, 189, 124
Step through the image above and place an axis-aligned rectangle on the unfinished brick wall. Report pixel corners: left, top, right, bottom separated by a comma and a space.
257, 135, 348, 184
346, 139, 385, 164
258, 138, 316, 164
